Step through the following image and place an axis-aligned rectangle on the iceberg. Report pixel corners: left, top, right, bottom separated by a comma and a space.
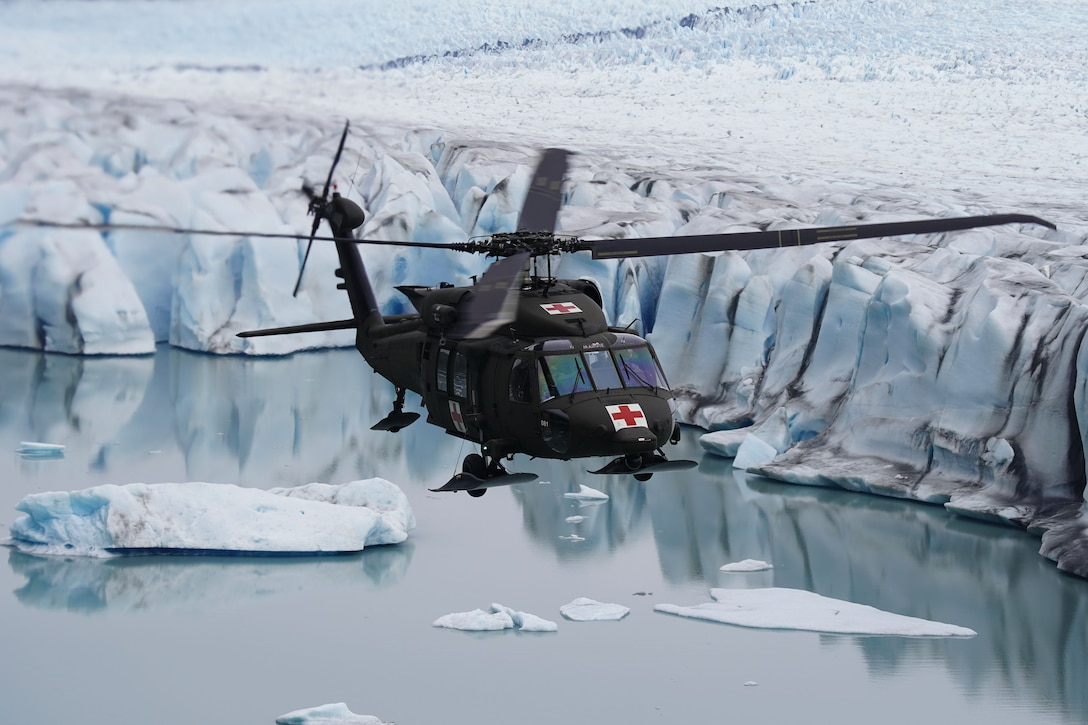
560, 597, 631, 621
275, 703, 388, 725
719, 559, 773, 573
655, 588, 977, 637
8, 479, 414, 557
433, 603, 558, 632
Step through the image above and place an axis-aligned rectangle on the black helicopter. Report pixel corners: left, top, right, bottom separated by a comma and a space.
15, 123, 1056, 496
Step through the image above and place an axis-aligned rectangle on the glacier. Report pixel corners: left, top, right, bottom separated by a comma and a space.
2, 0, 1088, 580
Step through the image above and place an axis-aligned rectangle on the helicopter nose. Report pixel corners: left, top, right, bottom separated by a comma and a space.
611, 426, 658, 454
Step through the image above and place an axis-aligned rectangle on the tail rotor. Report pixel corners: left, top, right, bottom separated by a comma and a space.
293, 120, 352, 297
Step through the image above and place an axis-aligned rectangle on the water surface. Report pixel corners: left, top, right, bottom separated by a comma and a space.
1, 346, 1084, 725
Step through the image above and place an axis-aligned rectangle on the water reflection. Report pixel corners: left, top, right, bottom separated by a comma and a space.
2, 345, 1087, 723
8, 544, 412, 614
644, 458, 1088, 723
0, 348, 152, 454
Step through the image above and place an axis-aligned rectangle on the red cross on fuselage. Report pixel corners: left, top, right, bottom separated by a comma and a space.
611, 404, 645, 427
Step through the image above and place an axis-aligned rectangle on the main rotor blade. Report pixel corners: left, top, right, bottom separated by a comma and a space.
589, 213, 1056, 259
10, 219, 468, 251
321, 121, 351, 201
516, 148, 570, 234
447, 251, 530, 340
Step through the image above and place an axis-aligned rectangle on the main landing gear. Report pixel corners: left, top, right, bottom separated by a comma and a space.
588, 450, 697, 480
429, 451, 539, 496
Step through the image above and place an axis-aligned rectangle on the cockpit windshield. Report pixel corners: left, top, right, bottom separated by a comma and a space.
614, 345, 665, 388
528, 335, 669, 403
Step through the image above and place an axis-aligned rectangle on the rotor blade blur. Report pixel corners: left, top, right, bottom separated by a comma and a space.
447, 251, 530, 340
516, 148, 569, 234
588, 213, 1057, 259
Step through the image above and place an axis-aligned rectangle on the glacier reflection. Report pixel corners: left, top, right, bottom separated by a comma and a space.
2, 345, 1086, 722
8, 544, 412, 614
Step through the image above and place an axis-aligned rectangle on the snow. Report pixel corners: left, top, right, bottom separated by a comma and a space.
560, 597, 631, 621
275, 703, 388, 725
720, 559, 773, 573
1, 0, 1088, 576
7, 479, 414, 557
433, 603, 558, 632
655, 588, 977, 637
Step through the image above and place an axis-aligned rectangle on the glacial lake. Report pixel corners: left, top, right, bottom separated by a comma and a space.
1, 345, 1086, 725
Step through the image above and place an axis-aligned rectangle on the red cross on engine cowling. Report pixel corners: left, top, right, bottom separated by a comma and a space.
607, 403, 646, 430
540, 302, 582, 315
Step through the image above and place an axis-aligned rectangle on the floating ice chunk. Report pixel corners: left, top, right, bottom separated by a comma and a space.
720, 559, 773, 572
655, 588, 976, 637
434, 603, 557, 632
699, 427, 751, 458
9, 479, 414, 557
560, 597, 631, 621
733, 407, 793, 470
560, 533, 585, 542
565, 515, 586, 523
16, 441, 66, 459
564, 484, 609, 501
275, 702, 388, 725
732, 434, 778, 470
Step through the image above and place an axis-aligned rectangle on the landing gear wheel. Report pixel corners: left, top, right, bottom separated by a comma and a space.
463, 453, 487, 478
463, 453, 488, 497
634, 472, 653, 482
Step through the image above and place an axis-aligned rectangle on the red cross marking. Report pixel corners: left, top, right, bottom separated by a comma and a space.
610, 404, 645, 427
449, 400, 467, 433
541, 302, 581, 315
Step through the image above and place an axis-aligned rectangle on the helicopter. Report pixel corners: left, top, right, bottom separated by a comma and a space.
14, 122, 1057, 497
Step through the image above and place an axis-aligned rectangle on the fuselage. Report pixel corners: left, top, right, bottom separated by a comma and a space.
356, 275, 678, 461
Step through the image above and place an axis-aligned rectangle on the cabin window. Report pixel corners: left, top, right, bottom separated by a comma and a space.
452, 352, 468, 399
509, 358, 532, 403
436, 348, 449, 393
583, 349, 622, 390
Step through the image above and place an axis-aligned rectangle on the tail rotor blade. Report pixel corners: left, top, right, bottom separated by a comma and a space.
294, 120, 351, 297
516, 148, 570, 234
